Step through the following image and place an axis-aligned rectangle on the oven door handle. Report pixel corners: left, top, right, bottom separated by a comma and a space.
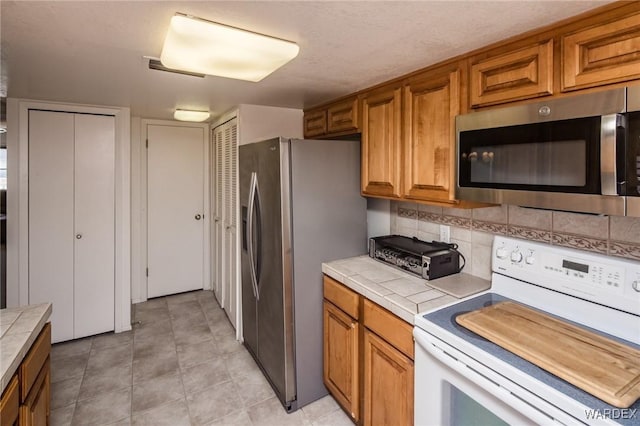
414, 331, 568, 425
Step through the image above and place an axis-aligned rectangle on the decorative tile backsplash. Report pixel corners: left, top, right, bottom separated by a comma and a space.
389, 201, 640, 280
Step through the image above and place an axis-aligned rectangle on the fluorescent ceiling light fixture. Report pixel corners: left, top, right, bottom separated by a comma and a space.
160, 13, 299, 82
174, 109, 210, 122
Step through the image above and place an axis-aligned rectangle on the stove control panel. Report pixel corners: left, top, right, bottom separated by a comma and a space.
493, 236, 640, 316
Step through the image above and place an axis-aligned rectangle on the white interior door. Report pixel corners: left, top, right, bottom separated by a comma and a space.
28, 110, 75, 343
73, 114, 115, 337
147, 124, 205, 298
213, 128, 224, 304
223, 121, 238, 327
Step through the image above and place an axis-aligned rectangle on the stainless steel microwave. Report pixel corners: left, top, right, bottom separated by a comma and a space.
456, 86, 640, 216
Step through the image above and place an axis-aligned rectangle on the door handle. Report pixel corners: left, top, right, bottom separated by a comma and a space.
195, 214, 202, 220
247, 172, 259, 300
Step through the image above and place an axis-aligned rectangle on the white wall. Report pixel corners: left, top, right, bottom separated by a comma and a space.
211, 104, 303, 145
367, 198, 391, 239
237, 104, 303, 144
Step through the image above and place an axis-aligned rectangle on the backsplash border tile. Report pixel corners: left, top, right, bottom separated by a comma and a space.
388, 201, 640, 279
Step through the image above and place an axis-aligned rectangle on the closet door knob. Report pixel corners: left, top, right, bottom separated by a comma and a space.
76, 234, 83, 239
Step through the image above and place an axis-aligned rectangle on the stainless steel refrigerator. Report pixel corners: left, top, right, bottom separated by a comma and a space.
240, 137, 366, 412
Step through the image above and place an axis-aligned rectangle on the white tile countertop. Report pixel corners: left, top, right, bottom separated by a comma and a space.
0, 303, 51, 393
322, 256, 490, 324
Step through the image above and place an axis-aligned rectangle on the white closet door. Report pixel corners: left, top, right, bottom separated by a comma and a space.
147, 125, 205, 298
223, 120, 238, 327
213, 128, 224, 304
28, 110, 75, 343
73, 114, 115, 338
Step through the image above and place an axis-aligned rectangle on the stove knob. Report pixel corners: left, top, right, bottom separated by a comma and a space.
510, 250, 523, 263
632, 281, 640, 292
496, 247, 508, 259
524, 252, 536, 265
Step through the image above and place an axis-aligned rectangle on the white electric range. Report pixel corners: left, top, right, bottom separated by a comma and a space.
414, 236, 640, 426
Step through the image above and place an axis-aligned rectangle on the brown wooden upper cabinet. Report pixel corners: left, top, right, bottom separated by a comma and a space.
562, 12, 640, 91
469, 40, 554, 107
303, 110, 327, 138
403, 67, 460, 204
360, 84, 402, 198
303, 96, 359, 138
327, 97, 359, 134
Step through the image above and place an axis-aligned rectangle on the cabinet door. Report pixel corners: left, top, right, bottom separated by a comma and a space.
361, 85, 402, 198
0, 376, 19, 426
363, 329, 414, 426
562, 12, 640, 91
327, 97, 359, 134
323, 301, 359, 422
20, 358, 50, 426
303, 110, 327, 138
470, 40, 553, 107
403, 69, 460, 203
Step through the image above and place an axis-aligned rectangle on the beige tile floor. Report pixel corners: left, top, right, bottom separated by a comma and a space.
49, 290, 353, 426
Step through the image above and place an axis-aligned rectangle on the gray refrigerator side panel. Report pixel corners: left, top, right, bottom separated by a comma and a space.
289, 138, 367, 407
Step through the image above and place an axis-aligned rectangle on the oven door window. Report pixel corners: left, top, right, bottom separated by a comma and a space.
448, 384, 509, 426
458, 117, 601, 194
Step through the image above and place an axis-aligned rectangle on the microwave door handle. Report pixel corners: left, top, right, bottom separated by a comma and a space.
601, 113, 620, 196
247, 172, 259, 299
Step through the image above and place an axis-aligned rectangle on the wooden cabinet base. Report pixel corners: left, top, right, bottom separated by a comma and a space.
363, 330, 414, 426
19, 359, 50, 426
0, 376, 20, 426
323, 276, 414, 426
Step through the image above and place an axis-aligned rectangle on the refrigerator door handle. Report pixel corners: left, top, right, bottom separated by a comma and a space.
253, 175, 263, 299
247, 172, 259, 299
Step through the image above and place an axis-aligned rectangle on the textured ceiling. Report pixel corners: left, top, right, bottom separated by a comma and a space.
1, 1, 613, 121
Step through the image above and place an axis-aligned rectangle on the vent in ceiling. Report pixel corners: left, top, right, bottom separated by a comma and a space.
148, 59, 205, 78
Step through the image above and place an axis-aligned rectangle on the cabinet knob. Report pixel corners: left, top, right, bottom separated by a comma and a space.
195, 214, 202, 220
76, 234, 82, 239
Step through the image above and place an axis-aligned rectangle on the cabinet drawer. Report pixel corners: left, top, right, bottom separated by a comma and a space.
562, 12, 640, 91
19, 323, 51, 401
0, 375, 19, 426
323, 275, 359, 320
363, 299, 414, 359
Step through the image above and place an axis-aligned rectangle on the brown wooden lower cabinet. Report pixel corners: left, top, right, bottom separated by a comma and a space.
0, 375, 20, 426
323, 275, 414, 425
19, 359, 50, 426
19, 323, 51, 426
0, 322, 51, 426
363, 330, 414, 426
323, 301, 360, 422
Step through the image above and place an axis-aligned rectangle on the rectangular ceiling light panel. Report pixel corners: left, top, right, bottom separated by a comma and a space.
161, 14, 299, 82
